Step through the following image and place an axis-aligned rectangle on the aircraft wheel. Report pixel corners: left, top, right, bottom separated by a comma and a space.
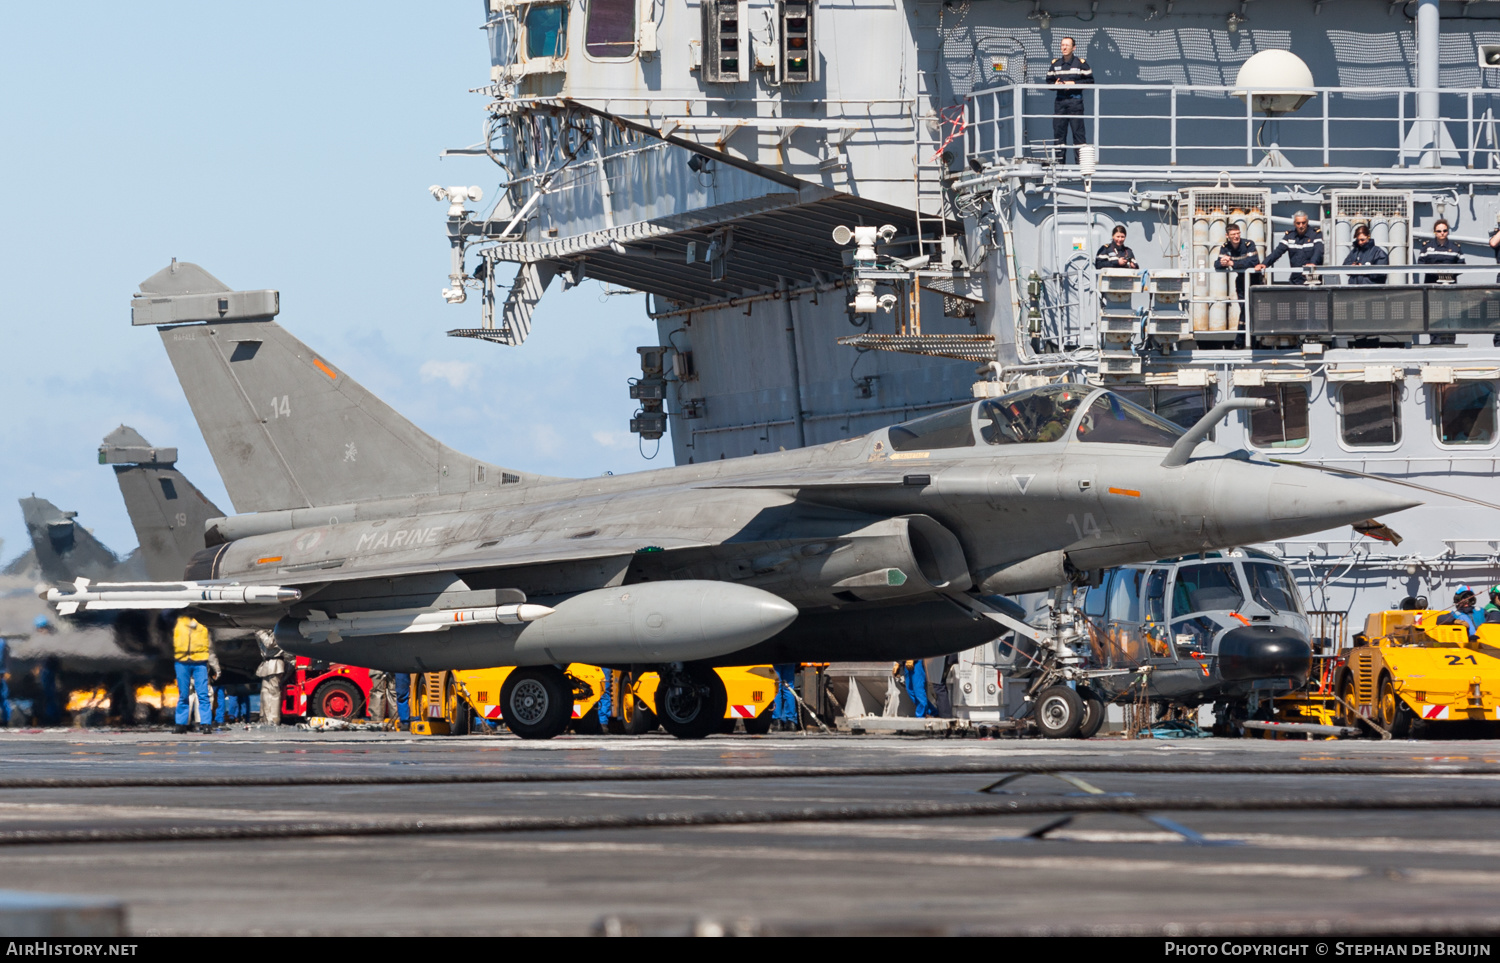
313, 680, 362, 721
1378, 674, 1411, 738
1034, 685, 1085, 739
743, 712, 773, 735
1076, 689, 1106, 739
499, 666, 570, 740
655, 668, 728, 740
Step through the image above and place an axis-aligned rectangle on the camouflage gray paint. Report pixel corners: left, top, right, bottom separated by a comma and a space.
118, 266, 1415, 677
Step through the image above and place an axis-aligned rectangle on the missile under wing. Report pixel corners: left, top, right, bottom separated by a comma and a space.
60, 263, 1417, 740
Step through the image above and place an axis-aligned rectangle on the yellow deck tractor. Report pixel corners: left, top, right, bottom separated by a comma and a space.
1332, 609, 1500, 737
409, 664, 779, 736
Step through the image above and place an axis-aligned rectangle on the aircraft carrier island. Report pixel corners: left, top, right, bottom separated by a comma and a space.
9, 0, 1500, 941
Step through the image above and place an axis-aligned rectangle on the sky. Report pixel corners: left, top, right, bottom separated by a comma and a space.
0, 3, 665, 563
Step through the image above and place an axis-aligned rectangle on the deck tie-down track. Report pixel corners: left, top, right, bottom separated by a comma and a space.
0, 792, 1498, 848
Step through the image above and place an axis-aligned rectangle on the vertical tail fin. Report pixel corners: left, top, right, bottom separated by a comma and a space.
136, 263, 554, 514
100, 426, 224, 581
19, 496, 144, 585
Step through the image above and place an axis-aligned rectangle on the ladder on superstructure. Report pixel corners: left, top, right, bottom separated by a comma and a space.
911, 11, 951, 283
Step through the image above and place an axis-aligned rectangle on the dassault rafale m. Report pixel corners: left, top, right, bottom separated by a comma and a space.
46, 263, 1416, 739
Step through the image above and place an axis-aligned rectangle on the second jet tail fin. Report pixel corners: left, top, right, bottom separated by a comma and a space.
136, 262, 555, 514
100, 426, 224, 581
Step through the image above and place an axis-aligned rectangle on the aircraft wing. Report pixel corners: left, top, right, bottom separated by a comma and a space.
213, 533, 716, 590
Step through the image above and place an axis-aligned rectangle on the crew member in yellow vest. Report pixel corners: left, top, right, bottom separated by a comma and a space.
173, 615, 218, 734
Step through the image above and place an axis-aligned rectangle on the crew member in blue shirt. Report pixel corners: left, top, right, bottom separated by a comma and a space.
1045, 37, 1092, 165
1343, 223, 1388, 285
1262, 211, 1323, 284
1437, 586, 1483, 639
1417, 219, 1464, 284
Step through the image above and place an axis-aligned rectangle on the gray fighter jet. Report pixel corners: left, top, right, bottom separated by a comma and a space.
47, 262, 1417, 739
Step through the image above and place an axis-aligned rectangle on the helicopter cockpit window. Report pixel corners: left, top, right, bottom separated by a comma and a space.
1082, 575, 1109, 617
978, 386, 1089, 445
1144, 569, 1167, 623
1171, 563, 1244, 617
1106, 568, 1144, 623
888, 405, 976, 452
1074, 392, 1183, 447
1244, 562, 1302, 615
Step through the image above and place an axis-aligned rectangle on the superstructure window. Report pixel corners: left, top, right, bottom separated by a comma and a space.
1340, 382, 1400, 448
1074, 392, 1181, 447
1111, 386, 1213, 432
1436, 382, 1497, 446
888, 405, 975, 451
525, 4, 569, 59
586, 0, 636, 57
1245, 384, 1309, 449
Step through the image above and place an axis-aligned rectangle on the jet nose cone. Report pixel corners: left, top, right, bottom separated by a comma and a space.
1210, 463, 1420, 546
1217, 625, 1311, 684
1267, 476, 1420, 525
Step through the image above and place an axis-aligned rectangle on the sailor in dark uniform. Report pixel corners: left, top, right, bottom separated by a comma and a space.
1094, 225, 1138, 270
1417, 219, 1464, 284
1215, 222, 1263, 302
1045, 36, 1093, 165
1262, 211, 1324, 284
1343, 223, 1388, 285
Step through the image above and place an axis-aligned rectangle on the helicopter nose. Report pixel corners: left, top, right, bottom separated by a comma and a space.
1217, 624, 1312, 683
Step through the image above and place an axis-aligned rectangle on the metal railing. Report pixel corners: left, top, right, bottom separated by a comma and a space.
965, 83, 1500, 170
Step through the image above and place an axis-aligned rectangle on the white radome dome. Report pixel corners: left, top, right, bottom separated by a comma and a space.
1234, 49, 1316, 114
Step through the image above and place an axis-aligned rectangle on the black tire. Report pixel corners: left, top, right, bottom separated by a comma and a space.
1335, 673, 1360, 729
654, 668, 728, 740
499, 666, 571, 740
1378, 674, 1412, 738
623, 696, 657, 735
450, 701, 472, 736
1034, 685, 1085, 739
743, 712, 773, 735
1077, 689, 1106, 739
312, 680, 363, 721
